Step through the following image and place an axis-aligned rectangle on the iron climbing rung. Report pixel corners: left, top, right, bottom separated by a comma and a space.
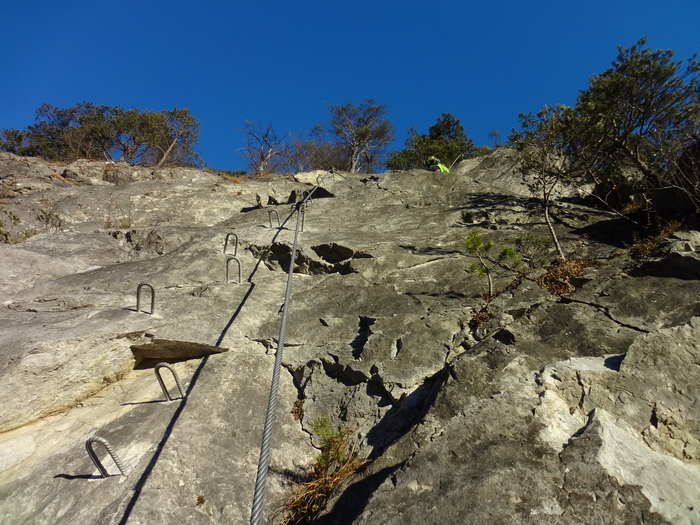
154, 362, 186, 401
226, 256, 242, 284
136, 283, 155, 314
86, 436, 127, 478
224, 232, 238, 255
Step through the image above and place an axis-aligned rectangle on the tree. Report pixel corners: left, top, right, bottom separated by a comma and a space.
14, 102, 118, 162
22, 103, 87, 161
240, 121, 289, 177
489, 129, 503, 148
386, 113, 475, 170
111, 107, 201, 167
326, 99, 394, 173
464, 230, 523, 298
275, 129, 349, 173
109, 108, 154, 164
0, 102, 202, 167
567, 37, 700, 221
0, 129, 29, 156
152, 108, 201, 167
509, 105, 575, 259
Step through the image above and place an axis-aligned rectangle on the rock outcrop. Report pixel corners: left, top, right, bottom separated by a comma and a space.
0, 149, 698, 524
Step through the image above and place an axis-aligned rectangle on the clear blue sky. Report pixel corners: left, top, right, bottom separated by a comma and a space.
1, 0, 699, 171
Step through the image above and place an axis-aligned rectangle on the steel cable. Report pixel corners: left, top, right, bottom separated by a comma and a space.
250, 184, 321, 525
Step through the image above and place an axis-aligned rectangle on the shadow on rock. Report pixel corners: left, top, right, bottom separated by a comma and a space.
314, 464, 406, 525
366, 366, 451, 453
627, 253, 700, 280
570, 217, 642, 248
400, 244, 462, 256
53, 473, 103, 481
315, 366, 452, 523
115, 355, 211, 525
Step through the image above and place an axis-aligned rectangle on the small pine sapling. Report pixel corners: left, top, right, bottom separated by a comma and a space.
515, 232, 552, 268
464, 230, 523, 298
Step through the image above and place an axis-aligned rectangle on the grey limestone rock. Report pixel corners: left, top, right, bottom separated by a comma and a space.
0, 151, 698, 524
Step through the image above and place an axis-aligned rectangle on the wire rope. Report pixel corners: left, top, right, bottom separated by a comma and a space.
249, 185, 321, 525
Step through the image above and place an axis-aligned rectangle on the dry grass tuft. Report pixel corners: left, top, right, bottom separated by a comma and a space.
275, 417, 368, 525
291, 400, 305, 421
469, 308, 494, 330
536, 258, 596, 295
220, 172, 249, 183
629, 220, 683, 258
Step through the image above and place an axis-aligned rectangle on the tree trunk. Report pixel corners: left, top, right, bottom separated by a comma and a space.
156, 136, 179, 168
350, 148, 360, 173
544, 203, 566, 260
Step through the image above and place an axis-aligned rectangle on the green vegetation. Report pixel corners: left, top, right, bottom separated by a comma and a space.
284, 134, 345, 173
511, 37, 700, 229
387, 113, 476, 171
276, 416, 367, 525
2, 39, 698, 233
510, 104, 573, 259
36, 208, 63, 233
1, 102, 201, 167
514, 232, 552, 269
571, 38, 699, 212
464, 230, 523, 298
464, 228, 593, 298
0, 206, 48, 244
248, 109, 485, 175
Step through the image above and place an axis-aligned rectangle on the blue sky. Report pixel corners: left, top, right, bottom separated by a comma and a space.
2, 0, 699, 171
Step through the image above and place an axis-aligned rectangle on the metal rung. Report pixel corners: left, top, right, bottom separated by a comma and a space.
226, 256, 242, 284
86, 436, 127, 478
268, 209, 280, 228
154, 362, 186, 401
224, 232, 238, 256
329, 168, 350, 184
291, 203, 308, 232
318, 169, 350, 186
136, 283, 155, 314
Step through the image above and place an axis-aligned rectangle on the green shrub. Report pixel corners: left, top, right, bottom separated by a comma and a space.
464, 230, 523, 298
276, 416, 367, 525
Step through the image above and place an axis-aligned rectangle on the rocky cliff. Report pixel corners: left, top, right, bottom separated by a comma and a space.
0, 150, 698, 524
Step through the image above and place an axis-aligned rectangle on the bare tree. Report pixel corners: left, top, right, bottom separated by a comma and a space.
488, 128, 502, 148
240, 121, 289, 177
327, 99, 394, 173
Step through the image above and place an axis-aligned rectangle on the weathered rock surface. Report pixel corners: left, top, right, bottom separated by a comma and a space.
0, 149, 699, 524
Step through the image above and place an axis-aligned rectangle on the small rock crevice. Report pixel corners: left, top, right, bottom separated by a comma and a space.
320, 356, 371, 386
391, 338, 404, 359
561, 297, 650, 333
109, 229, 168, 256
350, 316, 376, 359
311, 243, 372, 264
249, 242, 364, 275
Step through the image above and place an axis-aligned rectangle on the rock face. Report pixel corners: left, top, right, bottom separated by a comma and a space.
0, 149, 699, 524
